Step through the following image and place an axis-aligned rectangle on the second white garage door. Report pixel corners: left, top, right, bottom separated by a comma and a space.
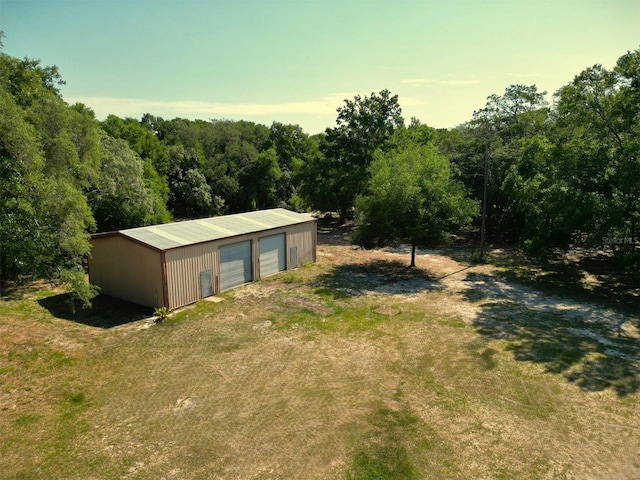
219, 241, 252, 291
259, 233, 285, 278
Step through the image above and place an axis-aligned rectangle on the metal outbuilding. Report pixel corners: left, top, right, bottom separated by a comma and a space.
88, 208, 317, 310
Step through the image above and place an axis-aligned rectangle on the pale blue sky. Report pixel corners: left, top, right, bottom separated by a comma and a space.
1, 0, 638, 133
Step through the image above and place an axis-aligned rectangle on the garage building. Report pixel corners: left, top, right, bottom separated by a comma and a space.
88, 208, 317, 310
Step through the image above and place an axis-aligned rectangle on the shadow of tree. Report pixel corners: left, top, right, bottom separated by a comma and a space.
311, 259, 442, 299
464, 273, 640, 397
488, 249, 640, 315
38, 293, 153, 329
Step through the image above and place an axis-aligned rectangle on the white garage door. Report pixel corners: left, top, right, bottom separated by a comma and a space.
219, 241, 252, 291
259, 233, 285, 278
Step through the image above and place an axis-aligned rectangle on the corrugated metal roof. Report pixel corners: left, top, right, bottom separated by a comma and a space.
115, 208, 316, 251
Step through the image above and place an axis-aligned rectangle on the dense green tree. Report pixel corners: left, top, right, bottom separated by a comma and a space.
549, 49, 639, 268
443, 84, 551, 242
88, 130, 170, 231
0, 53, 97, 299
300, 89, 404, 220
102, 115, 169, 173
158, 118, 275, 213
474, 84, 549, 135
475, 49, 640, 273
268, 122, 319, 209
99, 114, 317, 217
500, 134, 575, 251
352, 143, 478, 267
391, 118, 437, 148
0, 85, 47, 281
241, 147, 282, 209
166, 145, 220, 217
100, 115, 170, 203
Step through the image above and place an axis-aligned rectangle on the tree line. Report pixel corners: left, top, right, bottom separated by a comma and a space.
1, 43, 638, 305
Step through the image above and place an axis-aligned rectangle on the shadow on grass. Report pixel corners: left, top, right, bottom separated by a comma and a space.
0, 278, 57, 301
465, 273, 640, 397
347, 406, 426, 480
490, 249, 640, 315
38, 294, 153, 329
311, 259, 441, 299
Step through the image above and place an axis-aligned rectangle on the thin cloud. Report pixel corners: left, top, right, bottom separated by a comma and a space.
401, 78, 481, 86
401, 79, 429, 84
66, 91, 426, 126
65, 93, 360, 120
507, 72, 542, 79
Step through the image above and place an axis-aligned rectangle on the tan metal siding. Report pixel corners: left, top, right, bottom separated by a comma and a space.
286, 221, 317, 267
89, 217, 316, 310
165, 243, 216, 310
89, 236, 164, 308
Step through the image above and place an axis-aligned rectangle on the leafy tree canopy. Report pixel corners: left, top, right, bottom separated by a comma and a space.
300, 89, 404, 219
352, 142, 478, 267
0, 53, 99, 306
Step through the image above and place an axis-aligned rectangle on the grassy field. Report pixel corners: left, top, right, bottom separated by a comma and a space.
1, 231, 639, 479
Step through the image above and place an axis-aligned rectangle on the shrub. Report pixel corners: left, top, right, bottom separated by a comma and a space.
154, 306, 170, 322
60, 268, 100, 313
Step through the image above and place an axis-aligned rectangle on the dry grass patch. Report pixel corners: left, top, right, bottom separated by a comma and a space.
1, 237, 639, 479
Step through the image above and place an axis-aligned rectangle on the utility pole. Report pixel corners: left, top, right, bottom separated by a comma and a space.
479, 137, 490, 259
